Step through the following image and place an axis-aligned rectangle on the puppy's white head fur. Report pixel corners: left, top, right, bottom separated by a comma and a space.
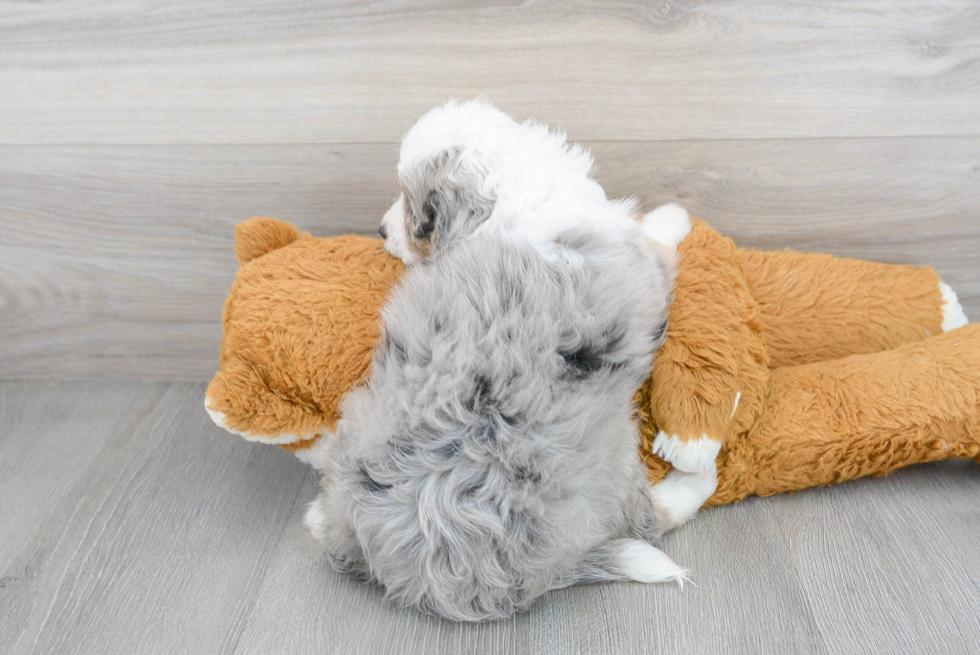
380, 99, 614, 263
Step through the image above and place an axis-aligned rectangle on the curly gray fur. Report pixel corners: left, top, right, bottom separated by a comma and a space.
305, 225, 675, 621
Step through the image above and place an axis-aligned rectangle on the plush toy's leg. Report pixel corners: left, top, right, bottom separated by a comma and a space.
640, 205, 729, 475
711, 324, 980, 506
642, 218, 770, 475
738, 248, 968, 367
205, 364, 334, 465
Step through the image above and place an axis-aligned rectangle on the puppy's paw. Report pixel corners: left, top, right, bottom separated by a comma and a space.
303, 495, 330, 544
652, 431, 721, 473
939, 282, 969, 331
641, 204, 691, 249
650, 467, 719, 530
610, 539, 690, 588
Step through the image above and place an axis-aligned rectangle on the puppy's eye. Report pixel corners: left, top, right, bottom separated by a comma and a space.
422, 190, 439, 225
414, 218, 434, 239
416, 192, 437, 239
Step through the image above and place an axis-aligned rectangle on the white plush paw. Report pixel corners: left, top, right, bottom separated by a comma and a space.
641, 204, 691, 249
652, 431, 721, 473
204, 395, 324, 450
939, 282, 969, 331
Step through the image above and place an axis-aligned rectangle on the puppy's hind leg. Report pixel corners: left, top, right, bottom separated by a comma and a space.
650, 467, 718, 532
303, 493, 333, 544
305, 490, 371, 581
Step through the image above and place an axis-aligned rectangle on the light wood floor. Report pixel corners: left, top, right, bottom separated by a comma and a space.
2, 1, 979, 653
1, 381, 978, 655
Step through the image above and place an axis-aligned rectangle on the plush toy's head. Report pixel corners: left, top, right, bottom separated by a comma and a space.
204, 218, 403, 460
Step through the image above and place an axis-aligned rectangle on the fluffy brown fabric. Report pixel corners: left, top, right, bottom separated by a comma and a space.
206, 217, 978, 506
636, 220, 978, 505
207, 218, 403, 439
741, 248, 944, 367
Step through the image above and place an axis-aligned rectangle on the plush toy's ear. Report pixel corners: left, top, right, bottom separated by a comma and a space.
235, 217, 309, 264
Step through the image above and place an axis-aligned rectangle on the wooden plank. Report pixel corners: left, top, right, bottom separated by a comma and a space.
0, 382, 167, 567
771, 462, 980, 654
0, 382, 309, 655
0, 143, 398, 380
1, 1, 978, 144
2, 138, 977, 380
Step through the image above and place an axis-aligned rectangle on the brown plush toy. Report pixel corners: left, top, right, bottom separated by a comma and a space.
205, 217, 980, 506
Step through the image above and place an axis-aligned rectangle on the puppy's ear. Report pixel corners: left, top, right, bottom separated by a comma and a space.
403, 148, 495, 259
416, 190, 439, 239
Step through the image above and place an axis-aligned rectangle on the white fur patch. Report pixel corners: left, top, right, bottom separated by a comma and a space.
652, 431, 721, 473
204, 396, 316, 445
650, 467, 719, 529
641, 204, 691, 249
380, 194, 419, 265
290, 434, 335, 470
613, 539, 689, 588
303, 497, 329, 543
939, 282, 968, 332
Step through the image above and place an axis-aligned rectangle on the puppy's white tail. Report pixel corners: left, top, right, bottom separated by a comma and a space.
558, 538, 689, 590
607, 539, 690, 587
641, 203, 691, 249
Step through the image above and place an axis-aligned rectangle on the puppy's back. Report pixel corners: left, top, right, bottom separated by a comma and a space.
336, 229, 672, 620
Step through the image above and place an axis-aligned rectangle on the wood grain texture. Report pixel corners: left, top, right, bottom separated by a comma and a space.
3, 382, 978, 654
0, 382, 167, 567
1, 0, 979, 144
771, 462, 980, 655
0, 382, 309, 655
2, 139, 977, 380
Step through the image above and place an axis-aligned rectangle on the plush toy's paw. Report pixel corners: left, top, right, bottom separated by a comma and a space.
650, 467, 719, 531
939, 282, 969, 331
652, 431, 722, 473
204, 395, 319, 445
641, 204, 691, 249
204, 399, 294, 444
609, 539, 690, 588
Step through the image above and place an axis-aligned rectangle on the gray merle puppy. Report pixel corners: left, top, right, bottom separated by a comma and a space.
305, 101, 716, 621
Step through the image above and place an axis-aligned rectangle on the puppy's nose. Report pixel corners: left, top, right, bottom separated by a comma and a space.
379, 225, 388, 239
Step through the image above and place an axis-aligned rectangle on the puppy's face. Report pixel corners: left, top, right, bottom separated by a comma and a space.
380, 147, 496, 264
380, 101, 515, 264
